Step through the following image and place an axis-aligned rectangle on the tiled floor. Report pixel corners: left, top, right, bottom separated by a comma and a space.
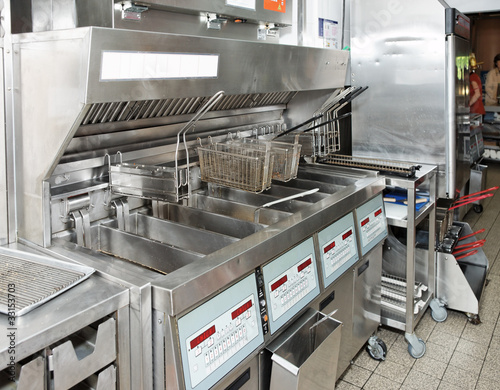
336, 162, 500, 390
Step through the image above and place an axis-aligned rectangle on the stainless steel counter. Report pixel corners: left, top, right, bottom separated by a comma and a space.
0, 244, 129, 371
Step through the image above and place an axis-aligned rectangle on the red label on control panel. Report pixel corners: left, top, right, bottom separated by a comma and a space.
361, 217, 370, 227
190, 325, 216, 349
271, 275, 288, 292
324, 241, 336, 253
231, 300, 253, 320
297, 258, 312, 273
374, 208, 382, 217
342, 230, 353, 240
264, 0, 286, 13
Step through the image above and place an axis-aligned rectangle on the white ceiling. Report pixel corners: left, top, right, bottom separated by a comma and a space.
446, 0, 499, 13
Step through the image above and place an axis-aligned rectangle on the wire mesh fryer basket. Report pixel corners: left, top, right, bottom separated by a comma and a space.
236, 138, 302, 182
197, 142, 274, 193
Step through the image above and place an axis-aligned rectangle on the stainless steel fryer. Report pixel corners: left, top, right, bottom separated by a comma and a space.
3, 2, 389, 389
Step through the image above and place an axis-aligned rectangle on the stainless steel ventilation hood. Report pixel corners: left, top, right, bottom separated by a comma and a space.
12, 26, 349, 246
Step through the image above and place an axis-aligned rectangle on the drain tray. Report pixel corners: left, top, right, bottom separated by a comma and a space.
0, 248, 94, 316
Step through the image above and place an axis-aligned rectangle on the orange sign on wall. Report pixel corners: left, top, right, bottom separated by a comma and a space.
264, 0, 286, 13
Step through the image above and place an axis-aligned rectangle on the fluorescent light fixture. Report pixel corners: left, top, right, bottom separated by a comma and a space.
101, 51, 219, 81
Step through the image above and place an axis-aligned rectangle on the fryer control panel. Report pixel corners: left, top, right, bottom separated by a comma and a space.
355, 195, 388, 256
262, 237, 320, 334
177, 274, 264, 390
317, 212, 359, 287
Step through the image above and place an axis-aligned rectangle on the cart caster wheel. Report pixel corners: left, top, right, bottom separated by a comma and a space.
473, 204, 483, 213
366, 337, 387, 361
431, 307, 448, 322
407, 338, 426, 359
429, 298, 447, 323
466, 313, 481, 325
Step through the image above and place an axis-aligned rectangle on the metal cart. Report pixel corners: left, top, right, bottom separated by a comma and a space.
381, 164, 441, 358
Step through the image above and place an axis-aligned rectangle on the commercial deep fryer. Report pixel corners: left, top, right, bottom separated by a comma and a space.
2, 2, 389, 389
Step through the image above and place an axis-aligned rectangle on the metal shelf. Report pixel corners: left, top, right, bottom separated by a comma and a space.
381, 281, 433, 331
386, 201, 435, 228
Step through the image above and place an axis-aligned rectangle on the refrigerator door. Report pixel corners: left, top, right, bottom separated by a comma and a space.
445, 35, 470, 198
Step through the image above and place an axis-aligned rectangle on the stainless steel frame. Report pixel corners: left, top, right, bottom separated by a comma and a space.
0, 49, 7, 246
1, 0, 16, 246
381, 165, 437, 356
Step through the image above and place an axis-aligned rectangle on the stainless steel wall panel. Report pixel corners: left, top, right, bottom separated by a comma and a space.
13, 29, 91, 246
350, 0, 450, 196
75, 0, 113, 29
12, 0, 113, 33
351, 1, 473, 199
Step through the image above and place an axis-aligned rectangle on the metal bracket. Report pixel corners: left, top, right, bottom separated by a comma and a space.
70, 209, 91, 249
122, 1, 149, 20
206, 13, 227, 30
60, 194, 91, 223
112, 198, 130, 232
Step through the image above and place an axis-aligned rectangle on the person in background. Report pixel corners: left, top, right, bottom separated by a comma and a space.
485, 53, 500, 106
469, 54, 486, 115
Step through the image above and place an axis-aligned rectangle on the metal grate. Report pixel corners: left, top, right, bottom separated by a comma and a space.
0, 253, 94, 316
381, 274, 427, 315
80, 92, 297, 125
320, 154, 420, 178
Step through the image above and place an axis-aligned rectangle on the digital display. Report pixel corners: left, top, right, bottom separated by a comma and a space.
190, 325, 216, 350
361, 217, 370, 227
297, 258, 312, 273
271, 275, 288, 292
374, 208, 382, 217
342, 230, 353, 240
323, 241, 336, 253
231, 300, 253, 320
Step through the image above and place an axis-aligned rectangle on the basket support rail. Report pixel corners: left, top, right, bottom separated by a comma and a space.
175, 90, 225, 201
